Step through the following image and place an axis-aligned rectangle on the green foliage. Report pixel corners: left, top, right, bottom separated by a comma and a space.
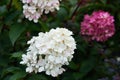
0, 0, 120, 80
9, 23, 26, 45
10, 51, 23, 59
28, 74, 48, 80
9, 71, 27, 80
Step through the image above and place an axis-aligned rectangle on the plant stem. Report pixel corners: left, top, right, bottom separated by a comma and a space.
7, 0, 12, 11
70, 0, 82, 21
38, 20, 49, 32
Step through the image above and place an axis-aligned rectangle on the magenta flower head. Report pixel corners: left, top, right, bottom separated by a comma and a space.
80, 10, 115, 42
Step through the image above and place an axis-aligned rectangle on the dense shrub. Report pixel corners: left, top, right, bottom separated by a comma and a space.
0, 0, 120, 80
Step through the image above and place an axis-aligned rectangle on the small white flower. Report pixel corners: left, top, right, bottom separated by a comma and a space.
117, 57, 120, 62
26, 66, 33, 73
20, 28, 76, 77
38, 67, 44, 72
21, 0, 62, 23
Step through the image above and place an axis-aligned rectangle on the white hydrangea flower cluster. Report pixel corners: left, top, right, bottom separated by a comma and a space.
20, 28, 76, 77
21, 0, 61, 23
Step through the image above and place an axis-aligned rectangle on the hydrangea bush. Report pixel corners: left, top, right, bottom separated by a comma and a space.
0, 0, 120, 80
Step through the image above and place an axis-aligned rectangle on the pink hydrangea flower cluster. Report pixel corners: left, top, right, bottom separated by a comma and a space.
80, 10, 115, 42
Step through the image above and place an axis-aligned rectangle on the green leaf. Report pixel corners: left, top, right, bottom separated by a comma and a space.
0, 56, 9, 67
2, 75, 11, 80
56, 7, 68, 21
100, 0, 107, 4
0, 5, 7, 16
10, 51, 23, 59
68, 61, 78, 70
62, 72, 75, 80
69, 0, 77, 6
1, 67, 21, 78
79, 59, 96, 78
9, 71, 27, 80
12, 0, 22, 10
39, 20, 49, 32
72, 72, 83, 80
28, 74, 48, 80
9, 23, 26, 45
5, 11, 20, 24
